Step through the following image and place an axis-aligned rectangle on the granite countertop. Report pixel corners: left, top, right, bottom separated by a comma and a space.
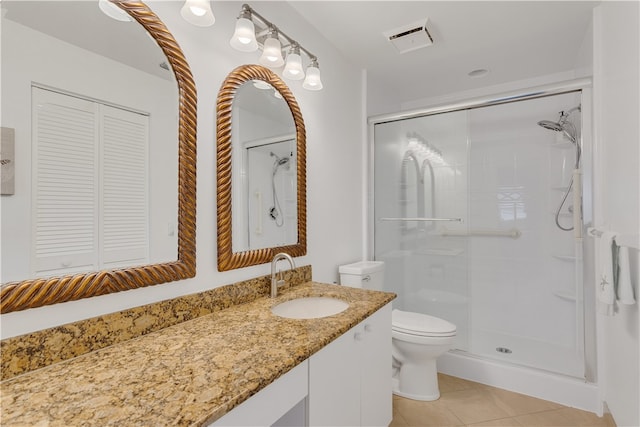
0, 281, 395, 426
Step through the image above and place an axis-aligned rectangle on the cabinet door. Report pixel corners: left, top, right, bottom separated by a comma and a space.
308, 326, 361, 426
360, 303, 392, 427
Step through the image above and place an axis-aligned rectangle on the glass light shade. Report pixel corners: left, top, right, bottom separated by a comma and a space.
303, 65, 323, 90
259, 37, 284, 68
230, 17, 258, 52
180, 0, 215, 27
98, 0, 132, 22
283, 52, 305, 80
273, 90, 283, 99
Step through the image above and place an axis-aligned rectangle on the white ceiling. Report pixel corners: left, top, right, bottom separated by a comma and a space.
289, 1, 598, 104
3, 1, 599, 105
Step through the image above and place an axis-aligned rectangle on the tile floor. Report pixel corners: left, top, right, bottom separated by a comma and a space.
391, 374, 617, 427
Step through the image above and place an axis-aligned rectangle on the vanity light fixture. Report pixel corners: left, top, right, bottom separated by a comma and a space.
230, 3, 323, 90
230, 6, 258, 51
180, 0, 215, 27
98, 0, 132, 22
259, 27, 285, 68
302, 58, 323, 91
283, 44, 305, 80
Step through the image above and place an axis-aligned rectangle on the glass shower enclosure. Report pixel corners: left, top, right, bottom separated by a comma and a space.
372, 90, 587, 378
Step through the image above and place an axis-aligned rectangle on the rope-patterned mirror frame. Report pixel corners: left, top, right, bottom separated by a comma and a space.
0, 1, 197, 313
217, 65, 306, 271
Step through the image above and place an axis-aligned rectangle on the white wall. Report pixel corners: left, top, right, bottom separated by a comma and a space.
0, 1, 364, 338
366, 71, 403, 117
593, 2, 640, 426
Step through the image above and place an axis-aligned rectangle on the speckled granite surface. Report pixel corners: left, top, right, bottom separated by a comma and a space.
1, 266, 311, 381
1, 281, 395, 426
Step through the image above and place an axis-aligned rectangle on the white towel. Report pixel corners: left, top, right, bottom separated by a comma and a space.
615, 245, 636, 305
597, 231, 617, 316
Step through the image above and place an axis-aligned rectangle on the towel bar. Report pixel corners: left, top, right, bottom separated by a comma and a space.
587, 227, 639, 249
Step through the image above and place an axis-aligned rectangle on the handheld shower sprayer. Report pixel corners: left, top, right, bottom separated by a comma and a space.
269, 152, 290, 227
537, 105, 582, 233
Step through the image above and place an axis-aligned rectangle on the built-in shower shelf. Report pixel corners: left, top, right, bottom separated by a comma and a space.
553, 255, 576, 261
553, 291, 577, 302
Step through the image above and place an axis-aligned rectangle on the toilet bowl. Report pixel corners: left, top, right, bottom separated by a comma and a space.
391, 309, 456, 401
338, 261, 457, 402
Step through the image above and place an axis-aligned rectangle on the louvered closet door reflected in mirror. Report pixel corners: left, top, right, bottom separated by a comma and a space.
31, 87, 149, 278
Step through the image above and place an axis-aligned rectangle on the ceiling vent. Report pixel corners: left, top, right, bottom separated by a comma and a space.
383, 18, 434, 54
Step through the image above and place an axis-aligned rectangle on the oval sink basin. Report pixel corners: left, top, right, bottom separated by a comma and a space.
271, 297, 349, 319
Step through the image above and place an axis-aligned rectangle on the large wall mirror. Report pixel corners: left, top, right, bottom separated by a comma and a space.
217, 65, 306, 271
0, 1, 196, 313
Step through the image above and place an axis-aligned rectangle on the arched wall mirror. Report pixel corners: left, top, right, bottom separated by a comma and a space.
0, 1, 197, 313
217, 65, 306, 271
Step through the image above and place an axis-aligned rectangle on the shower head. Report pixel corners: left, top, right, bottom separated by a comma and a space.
538, 108, 581, 171
538, 109, 571, 131
537, 120, 565, 132
537, 110, 578, 146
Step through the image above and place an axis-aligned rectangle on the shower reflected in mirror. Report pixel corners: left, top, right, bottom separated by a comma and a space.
268, 151, 291, 227
242, 137, 296, 251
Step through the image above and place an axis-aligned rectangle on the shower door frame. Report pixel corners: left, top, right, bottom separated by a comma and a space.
366, 77, 595, 380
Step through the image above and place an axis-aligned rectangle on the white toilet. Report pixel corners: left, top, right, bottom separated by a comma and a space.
339, 261, 457, 402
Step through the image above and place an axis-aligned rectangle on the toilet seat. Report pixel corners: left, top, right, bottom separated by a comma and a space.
392, 309, 456, 337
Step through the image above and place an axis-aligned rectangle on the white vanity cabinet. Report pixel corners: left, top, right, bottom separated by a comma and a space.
208, 303, 392, 427
308, 303, 392, 427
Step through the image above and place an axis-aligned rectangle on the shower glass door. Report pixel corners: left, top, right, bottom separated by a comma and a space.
373, 110, 472, 352
372, 92, 585, 378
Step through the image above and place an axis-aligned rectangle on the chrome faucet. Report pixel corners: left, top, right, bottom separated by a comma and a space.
271, 252, 296, 298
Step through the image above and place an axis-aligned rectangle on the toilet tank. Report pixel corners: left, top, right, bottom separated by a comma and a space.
338, 261, 385, 291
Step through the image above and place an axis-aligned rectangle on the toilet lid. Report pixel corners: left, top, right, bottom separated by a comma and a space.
392, 309, 457, 337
